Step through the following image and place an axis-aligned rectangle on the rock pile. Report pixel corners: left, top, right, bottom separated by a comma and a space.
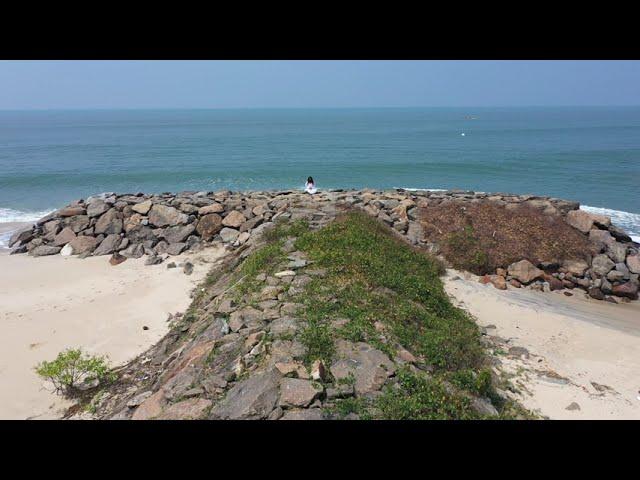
8, 188, 638, 302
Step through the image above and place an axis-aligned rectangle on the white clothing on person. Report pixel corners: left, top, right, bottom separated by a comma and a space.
305, 181, 317, 194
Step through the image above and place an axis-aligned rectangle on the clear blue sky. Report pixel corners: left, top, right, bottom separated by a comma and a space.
0, 60, 638, 109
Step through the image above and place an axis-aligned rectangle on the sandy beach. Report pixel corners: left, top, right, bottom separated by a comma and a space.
0, 245, 226, 419
444, 269, 640, 419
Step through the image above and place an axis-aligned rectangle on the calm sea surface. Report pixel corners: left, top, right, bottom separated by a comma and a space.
1, 107, 639, 241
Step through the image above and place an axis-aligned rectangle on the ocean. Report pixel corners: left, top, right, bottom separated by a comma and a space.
1, 107, 639, 245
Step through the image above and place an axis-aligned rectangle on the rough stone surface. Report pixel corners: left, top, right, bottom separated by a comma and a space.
209, 368, 282, 420
279, 378, 322, 408
196, 213, 223, 240
507, 259, 544, 284
149, 204, 188, 227
222, 210, 247, 228
330, 340, 396, 396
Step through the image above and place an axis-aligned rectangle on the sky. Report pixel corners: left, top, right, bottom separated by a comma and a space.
0, 60, 638, 109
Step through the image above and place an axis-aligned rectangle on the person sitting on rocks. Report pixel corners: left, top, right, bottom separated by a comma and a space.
305, 176, 317, 194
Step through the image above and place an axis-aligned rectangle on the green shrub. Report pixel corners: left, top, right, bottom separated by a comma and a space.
35, 348, 113, 396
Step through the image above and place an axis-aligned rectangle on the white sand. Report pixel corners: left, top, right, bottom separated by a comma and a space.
0, 246, 226, 419
443, 269, 640, 419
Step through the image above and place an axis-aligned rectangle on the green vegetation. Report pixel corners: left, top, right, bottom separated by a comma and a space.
35, 348, 113, 397
294, 211, 482, 371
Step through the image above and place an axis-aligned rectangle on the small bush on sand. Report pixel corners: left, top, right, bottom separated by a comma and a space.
35, 348, 112, 397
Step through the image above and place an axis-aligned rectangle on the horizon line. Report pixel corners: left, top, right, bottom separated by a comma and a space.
1, 105, 639, 112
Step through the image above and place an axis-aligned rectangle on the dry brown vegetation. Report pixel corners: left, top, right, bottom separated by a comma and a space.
419, 202, 596, 275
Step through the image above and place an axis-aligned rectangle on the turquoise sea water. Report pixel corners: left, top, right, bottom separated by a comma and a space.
1, 107, 639, 241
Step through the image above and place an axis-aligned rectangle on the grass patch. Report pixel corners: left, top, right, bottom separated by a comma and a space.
373, 367, 481, 420
294, 210, 482, 371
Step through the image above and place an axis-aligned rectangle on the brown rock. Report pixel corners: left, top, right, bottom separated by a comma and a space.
562, 258, 589, 277
109, 252, 127, 265
627, 255, 640, 274
507, 259, 544, 284
612, 281, 639, 300
196, 213, 223, 240
58, 206, 86, 217
566, 209, 610, 233
542, 273, 564, 291
222, 210, 247, 228
588, 287, 605, 300
156, 398, 212, 420
489, 275, 507, 290
198, 203, 224, 215
131, 390, 166, 420
67, 235, 98, 255
509, 279, 522, 288
131, 199, 152, 215
279, 378, 322, 408
53, 227, 76, 246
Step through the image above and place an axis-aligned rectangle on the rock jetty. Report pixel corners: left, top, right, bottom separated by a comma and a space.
8, 188, 639, 302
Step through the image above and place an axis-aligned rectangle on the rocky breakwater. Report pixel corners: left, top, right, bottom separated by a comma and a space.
6, 188, 638, 302
6, 190, 329, 265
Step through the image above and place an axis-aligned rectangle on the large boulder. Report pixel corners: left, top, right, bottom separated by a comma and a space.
606, 242, 627, 264
209, 368, 282, 420
94, 208, 123, 235
156, 398, 212, 420
330, 340, 396, 396
148, 204, 188, 227
8, 227, 33, 248
279, 378, 322, 408
562, 258, 589, 276
219, 227, 239, 243
53, 227, 76, 246
566, 210, 610, 233
86, 200, 110, 218
222, 210, 247, 229
58, 206, 86, 217
29, 245, 61, 256
163, 224, 195, 244
507, 259, 544, 284
131, 199, 152, 215
198, 203, 224, 215
196, 213, 223, 240
67, 236, 98, 255
627, 255, 640, 274
92, 234, 122, 256
589, 229, 615, 251
591, 254, 615, 277
65, 215, 90, 233
612, 281, 639, 300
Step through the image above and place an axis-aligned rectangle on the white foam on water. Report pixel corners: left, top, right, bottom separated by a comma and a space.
395, 187, 448, 192
0, 207, 55, 248
581, 205, 640, 243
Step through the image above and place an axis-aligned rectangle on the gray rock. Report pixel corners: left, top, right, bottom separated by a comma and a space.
148, 204, 188, 227
591, 254, 615, 277
606, 242, 627, 264
163, 224, 195, 244
280, 408, 324, 420
29, 245, 62, 256
209, 368, 282, 420
65, 215, 90, 233
330, 340, 396, 396
94, 208, 123, 235
219, 227, 240, 243
121, 243, 145, 258
269, 317, 298, 336
166, 242, 187, 256
145, 255, 163, 266
183, 261, 194, 275
8, 226, 34, 248
406, 221, 424, 244
92, 233, 121, 256
86, 200, 110, 218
